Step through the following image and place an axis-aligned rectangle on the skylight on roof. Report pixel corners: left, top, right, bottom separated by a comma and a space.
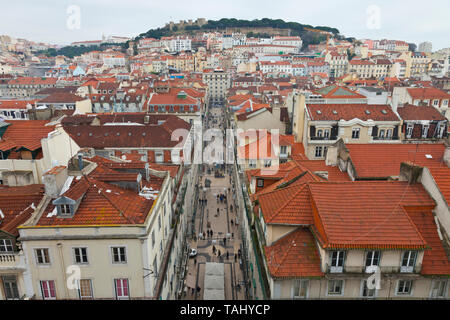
381, 109, 387, 114
425, 154, 433, 159
316, 110, 322, 115
365, 110, 371, 114
332, 110, 337, 115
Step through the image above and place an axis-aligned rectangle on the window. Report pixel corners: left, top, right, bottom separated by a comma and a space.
315, 146, 323, 158
386, 129, 392, 139
430, 280, 448, 298
263, 160, 272, 167
293, 280, 308, 299
329, 251, 345, 272
422, 125, 429, 138
257, 179, 264, 188
351, 128, 360, 139
2, 275, 19, 300
155, 151, 164, 163
114, 279, 129, 300
361, 280, 376, 298
401, 251, 417, 272
40, 280, 56, 300
248, 160, 257, 168
328, 280, 344, 295
365, 251, 380, 271
433, 99, 439, 106
406, 124, 413, 138
324, 129, 330, 139
111, 247, 127, 264
78, 279, 93, 299
73, 247, 88, 264
396, 280, 413, 295
317, 129, 323, 138
0, 239, 13, 253
280, 145, 287, 154
379, 129, 385, 139
60, 204, 71, 215
35, 248, 50, 265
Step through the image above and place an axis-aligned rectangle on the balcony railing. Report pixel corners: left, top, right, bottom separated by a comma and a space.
310, 136, 338, 141
327, 264, 422, 274
372, 136, 399, 141
0, 254, 16, 263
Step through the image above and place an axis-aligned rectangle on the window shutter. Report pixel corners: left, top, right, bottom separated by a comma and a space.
331, 125, 338, 138
371, 126, 378, 137
393, 126, 399, 139
310, 125, 316, 137
428, 123, 437, 138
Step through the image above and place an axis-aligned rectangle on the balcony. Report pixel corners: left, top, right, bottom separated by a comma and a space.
0, 252, 26, 271
372, 136, 399, 141
328, 264, 422, 274
310, 136, 338, 141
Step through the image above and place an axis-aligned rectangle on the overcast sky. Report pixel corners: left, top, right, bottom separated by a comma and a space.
1, 0, 449, 50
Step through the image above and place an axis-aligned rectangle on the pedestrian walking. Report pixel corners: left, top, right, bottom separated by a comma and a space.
226, 251, 229, 260
194, 258, 197, 265
212, 245, 216, 254
231, 218, 234, 226
235, 254, 237, 262
218, 250, 221, 258
223, 237, 226, 246
232, 232, 234, 239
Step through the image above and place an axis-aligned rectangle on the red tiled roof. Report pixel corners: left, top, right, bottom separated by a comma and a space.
38, 92, 85, 103
8, 77, 57, 86
0, 184, 45, 236
37, 177, 155, 226
309, 181, 434, 250
258, 183, 315, 225
346, 144, 447, 178
0, 100, 36, 110
407, 87, 450, 100
406, 207, 450, 275
307, 104, 399, 121
265, 228, 324, 279
0, 120, 55, 152
397, 104, 448, 121
294, 160, 351, 182
62, 115, 190, 149
428, 167, 450, 206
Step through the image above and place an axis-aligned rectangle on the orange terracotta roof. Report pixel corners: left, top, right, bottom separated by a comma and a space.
407, 87, 450, 100
294, 160, 351, 182
37, 177, 155, 226
406, 207, 450, 275
0, 120, 55, 152
265, 228, 324, 279
309, 181, 434, 249
0, 184, 45, 236
428, 167, 450, 206
307, 104, 399, 121
258, 183, 315, 225
346, 144, 447, 178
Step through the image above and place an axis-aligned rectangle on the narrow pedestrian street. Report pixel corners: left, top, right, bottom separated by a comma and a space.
181, 104, 247, 300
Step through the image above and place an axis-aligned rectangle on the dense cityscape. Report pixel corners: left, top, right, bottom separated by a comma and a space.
0, 10, 449, 305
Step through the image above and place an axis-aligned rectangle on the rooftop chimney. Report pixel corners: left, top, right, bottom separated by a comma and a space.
43, 166, 68, 198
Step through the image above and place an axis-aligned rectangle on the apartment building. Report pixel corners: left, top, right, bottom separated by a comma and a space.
0, 120, 80, 186
256, 181, 450, 299
61, 113, 193, 165
202, 69, 230, 104
16, 159, 176, 300
4, 77, 57, 98
302, 103, 401, 160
